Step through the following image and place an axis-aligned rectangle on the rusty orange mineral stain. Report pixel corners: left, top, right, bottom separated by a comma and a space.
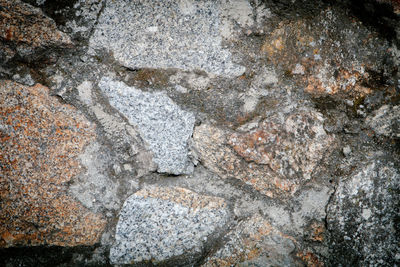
297, 251, 324, 267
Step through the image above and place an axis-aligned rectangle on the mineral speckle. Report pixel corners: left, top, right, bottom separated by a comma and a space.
89, 0, 245, 77
0, 81, 106, 247
110, 186, 230, 264
99, 77, 195, 175
0, 0, 72, 63
327, 156, 400, 266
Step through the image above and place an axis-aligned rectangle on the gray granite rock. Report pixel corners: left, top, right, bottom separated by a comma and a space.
89, 0, 245, 77
110, 187, 230, 264
327, 155, 400, 266
99, 77, 195, 175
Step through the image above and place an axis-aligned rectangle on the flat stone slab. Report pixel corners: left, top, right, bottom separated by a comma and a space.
89, 0, 245, 77
110, 186, 230, 264
99, 77, 195, 175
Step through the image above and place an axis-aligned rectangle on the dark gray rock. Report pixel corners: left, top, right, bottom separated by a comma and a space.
327, 154, 400, 266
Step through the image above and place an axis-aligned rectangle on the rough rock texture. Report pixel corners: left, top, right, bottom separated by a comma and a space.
260, 6, 394, 100
365, 104, 400, 138
99, 77, 195, 175
1, 0, 399, 266
89, 0, 245, 77
203, 214, 298, 266
0, 0, 72, 64
192, 109, 335, 197
0, 81, 106, 247
327, 155, 400, 266
110, 187, 230, 265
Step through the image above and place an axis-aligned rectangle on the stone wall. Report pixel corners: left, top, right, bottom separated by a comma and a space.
1, 0, 399, 266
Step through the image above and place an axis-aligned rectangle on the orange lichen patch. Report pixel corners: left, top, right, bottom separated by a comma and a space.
259, 8, 390, 101
135, 187, 227, 210
297, 251, 324, 267
0, 0, 71, 47
0, 81, 106, 248
192, 123, 295, 197
228, 111, 335, 181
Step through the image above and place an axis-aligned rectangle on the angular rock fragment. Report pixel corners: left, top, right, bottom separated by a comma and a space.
203, 214, 298, 266
327, 157, 400, 266
89, 0, 245, 77
229, 110, 335, 180
192, 109, 335, 197
99, 77, 195, 175
0, 0, 72, 63
0, 81, 106, 247
110, 187, 230, 265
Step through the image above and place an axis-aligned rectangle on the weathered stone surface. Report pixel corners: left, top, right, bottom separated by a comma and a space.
327, 156, 400, 266
291, 186, 332, 233
1, 0, 399, 265
260, 7, 393, 99
69, 142, 122, 213
365, 104, 400, 138
203, 214, 298, 266
0, 81, 106, 247
89, 0, 245, 77
0, 0, 72, 63
110, 186, 229, 265
229, 110, 335, 180
193, 109, 335, 197
99, 77, 195, 175
21, 0, 105, 40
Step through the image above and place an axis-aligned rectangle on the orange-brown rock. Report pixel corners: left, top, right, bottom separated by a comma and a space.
261, 8, 391, 99
203, 214, 299, 266
0, 81, 106, 247
296, 251, 325, 267
193, 110, 335, 198
0, 0, 71, 47
0, 0, 72, 63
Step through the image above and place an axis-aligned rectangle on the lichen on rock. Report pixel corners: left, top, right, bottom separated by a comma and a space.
0, 0, 72, 64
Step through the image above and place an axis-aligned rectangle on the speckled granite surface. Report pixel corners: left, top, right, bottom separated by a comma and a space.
0, 0, 399, 266
110, 187, 229, 264
0, 81, 106, 247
